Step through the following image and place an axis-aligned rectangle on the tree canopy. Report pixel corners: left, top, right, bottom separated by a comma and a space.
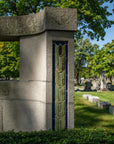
0, 0, 114, 40
87, 40, 114, 83
74, 38, 99, 85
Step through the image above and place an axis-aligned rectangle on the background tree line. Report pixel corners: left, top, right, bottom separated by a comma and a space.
0, 0, 114, 80
74, 39, 114, 85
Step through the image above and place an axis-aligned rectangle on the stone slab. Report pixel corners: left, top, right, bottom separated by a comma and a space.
109, 106, 114, 115
97, 101, 111, 109
0, 7, 77, 41
88, 96, 100, 103
83, 94, 92, 100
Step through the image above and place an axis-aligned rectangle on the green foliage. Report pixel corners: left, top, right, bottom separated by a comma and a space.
0, 129, 114, 144
74, 38, 99, 84
0, 0, 113, 40
0, 42, 20, 80
87, 40, 114, 81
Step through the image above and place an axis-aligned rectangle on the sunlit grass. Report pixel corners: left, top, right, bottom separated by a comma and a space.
74, 91, 114, 130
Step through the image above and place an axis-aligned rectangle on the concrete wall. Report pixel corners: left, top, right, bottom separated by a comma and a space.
0, 81, 48, 132
0, 31, 74, 131
0, 7, 77, 132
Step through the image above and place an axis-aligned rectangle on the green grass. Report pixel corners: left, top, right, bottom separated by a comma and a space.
74, 91, 114, 130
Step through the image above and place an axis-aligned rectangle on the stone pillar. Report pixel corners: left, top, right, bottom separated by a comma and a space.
0, 7, 77, 131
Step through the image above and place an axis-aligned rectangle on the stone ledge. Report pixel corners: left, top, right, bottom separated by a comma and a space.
0, 7, 77, 41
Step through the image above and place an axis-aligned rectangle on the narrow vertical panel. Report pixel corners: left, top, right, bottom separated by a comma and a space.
52, 42, 55, 130
53, 41, 68, 130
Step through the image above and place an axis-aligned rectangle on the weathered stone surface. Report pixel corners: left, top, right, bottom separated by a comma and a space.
92, 80, 100, 90
0, 7, 77, 41
83, 94, 92, 100
109, 106, 114, 115
97, 101, 111, 109
20, 33, 47, 81
88, 96, 100, 103
0, 81, 51, 132
3, 100, 47, 132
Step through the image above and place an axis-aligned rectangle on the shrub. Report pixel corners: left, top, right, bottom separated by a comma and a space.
0, 128, 114, 144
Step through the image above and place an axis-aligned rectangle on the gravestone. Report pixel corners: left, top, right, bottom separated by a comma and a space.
99, 71, 108, 91
106, 83, 114, 91
0, 7, 77, 132
92, 80, 100, 90
109, 106, 114, 115
97, 101, 111, 109
83, 94, 92, 100
88, 96, 100, 103
84, 81, 92, 91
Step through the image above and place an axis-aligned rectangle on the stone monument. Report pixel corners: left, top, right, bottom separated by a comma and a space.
84, 81, 92, 91
99, 71, 108, 91
0, 7, 77, 131
92, 80, 100, 90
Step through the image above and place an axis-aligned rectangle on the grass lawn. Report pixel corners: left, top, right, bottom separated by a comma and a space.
74, 91, 114, 130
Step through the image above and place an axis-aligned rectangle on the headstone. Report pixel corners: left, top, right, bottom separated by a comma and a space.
109, 106, 114, 115
83, 94, 92, 100
106, 83, 114, 91
97, 101, 111, 109
88, 96, 100, 103
99, 71, 108, 91
84, 81, 91, 91
92, 80, 100, 90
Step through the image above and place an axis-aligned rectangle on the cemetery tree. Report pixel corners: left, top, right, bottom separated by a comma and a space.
87, 40, 114, 83
0, 42, 20, 80
74, 38, 99, 85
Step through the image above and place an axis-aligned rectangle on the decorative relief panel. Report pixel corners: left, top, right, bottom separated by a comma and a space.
53, 41, 68, 130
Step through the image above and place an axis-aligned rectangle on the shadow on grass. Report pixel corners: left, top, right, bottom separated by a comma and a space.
74, 105, 114, 129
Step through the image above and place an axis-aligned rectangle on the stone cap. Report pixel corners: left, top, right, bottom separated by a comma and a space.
0, 7, 77, 41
